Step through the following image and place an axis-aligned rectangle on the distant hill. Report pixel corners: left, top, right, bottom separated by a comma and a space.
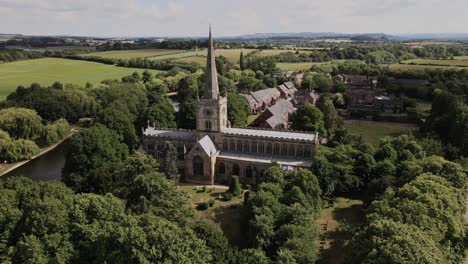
226, 32, 468, 41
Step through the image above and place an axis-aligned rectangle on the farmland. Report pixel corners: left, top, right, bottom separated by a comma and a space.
0, 58, 161, 100
82, 49, 185, 59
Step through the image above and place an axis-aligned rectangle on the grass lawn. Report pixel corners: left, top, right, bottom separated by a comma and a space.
316, 197, 364, 264
179, 185, 247, 248
345, 120, 418, 146
0, 58, 161, 100
247, 114, 259, 125
414, 99, 432, 116
82, 49, 185, 59
277, 62, 323, 71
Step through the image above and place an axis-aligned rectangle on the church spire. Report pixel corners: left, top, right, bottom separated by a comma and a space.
204, 25, 219, 99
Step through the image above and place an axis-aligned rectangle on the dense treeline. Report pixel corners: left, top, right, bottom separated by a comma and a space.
96, 39, 209, 51
0, 108, 70, 162
348, 158, 466, 263
243, 165, 322, 263
269, 44, 468, 64
0, 50, 44, 63
5, 83, 99, 123
423, 89, 468, 158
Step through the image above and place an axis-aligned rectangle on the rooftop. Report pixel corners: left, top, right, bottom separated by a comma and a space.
143, 127, 196, 140
222, 127, 317, 142
218, 151, 312, 167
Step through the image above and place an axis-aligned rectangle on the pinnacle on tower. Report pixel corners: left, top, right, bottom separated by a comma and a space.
204, 26, 220, 99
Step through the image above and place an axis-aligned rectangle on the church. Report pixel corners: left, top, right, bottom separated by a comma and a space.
142, 28, 320, 185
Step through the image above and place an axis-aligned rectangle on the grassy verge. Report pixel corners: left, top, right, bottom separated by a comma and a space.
316, 196, 364, 264
345, 120, 418, 146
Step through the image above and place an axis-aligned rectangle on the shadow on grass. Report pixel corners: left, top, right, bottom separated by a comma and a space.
209, 205, 248, 249
318, 198, 365, 264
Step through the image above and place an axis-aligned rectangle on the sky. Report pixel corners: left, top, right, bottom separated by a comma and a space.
0, 0, 467, 37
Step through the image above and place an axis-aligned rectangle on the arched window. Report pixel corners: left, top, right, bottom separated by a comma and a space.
258, 142, 264, 154
289, 144, 295, 157
218, 162, 226, 175
243, 141, 250, 153
251, 141, 258, 154
205, 120, 212, 130
296, 145, 304, 158
281, 143, 288, 156
230, 139, 235, 151
246, 165, 253, 178
193, 156, 204, 176
273, 143, 280, 155
266, 142, 272, 154
205, 109, 213, 117
304, 145, 312, 158
232, 164, 240, 176
237, 140, 242, 152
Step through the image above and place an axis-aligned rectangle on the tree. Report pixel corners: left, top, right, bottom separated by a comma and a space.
227, 93, 250, 127
290, 104, 326, 135
62, 125, 129, 193
312, 74, 333, 93
239, 51, 245, 71
349, 219, 445, 264
142, 70, 152, 83
318, 98, 342, 138
237, 248, 269, 264
0, 108, 44, 140
245, 56, 277, 74
228, 176, 241, 196
237, 75, 266, 93
97, 105, 138, 149
160, 141, 179, 183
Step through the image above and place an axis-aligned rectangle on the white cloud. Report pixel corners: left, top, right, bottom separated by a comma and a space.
0, 0, 466, 36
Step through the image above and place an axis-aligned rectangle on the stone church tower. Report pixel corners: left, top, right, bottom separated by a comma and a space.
196, 27, 229, 147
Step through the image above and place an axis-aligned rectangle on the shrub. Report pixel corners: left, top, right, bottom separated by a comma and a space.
208, 200, 215, 207
197, 202, 210, 211
224, 193, 233, 201
228, 176, 242, 196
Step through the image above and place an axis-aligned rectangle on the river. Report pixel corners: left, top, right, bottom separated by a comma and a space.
4, 142, 66, 181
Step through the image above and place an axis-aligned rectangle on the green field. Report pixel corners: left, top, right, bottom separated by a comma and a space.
389, 63, 465, 70
402, 58, 468, 67
345, 120, 417, 146
0, 58, 161, 100
277, 62, 319, 71
82, 49, 185, 59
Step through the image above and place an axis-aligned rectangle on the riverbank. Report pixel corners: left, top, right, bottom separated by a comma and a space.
0, 129, 77, 177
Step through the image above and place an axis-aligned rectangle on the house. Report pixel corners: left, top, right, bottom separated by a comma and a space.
243, 88, 281, 114
334, 74, 378, 89
292, 90, 320, 107
253, 99, 295, 129
348, 88, 403, 113
243, 82, 298, 114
